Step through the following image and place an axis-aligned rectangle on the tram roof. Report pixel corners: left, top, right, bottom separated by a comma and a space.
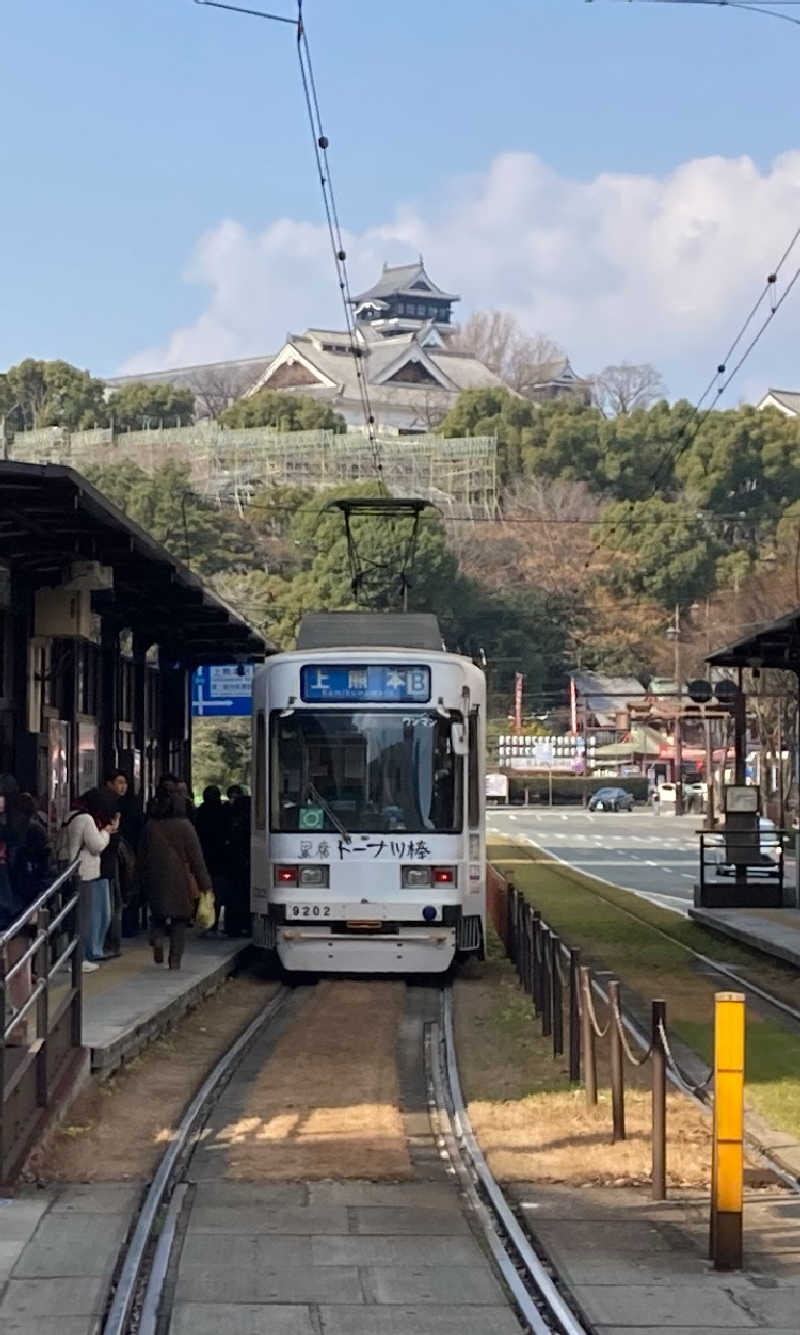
0, 461, 269, 664
297, 612, 444, 652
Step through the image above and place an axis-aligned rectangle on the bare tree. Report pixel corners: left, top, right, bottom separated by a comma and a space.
451, 310, 566, 396
188, 363, 266, 420
591, 362, 666, 416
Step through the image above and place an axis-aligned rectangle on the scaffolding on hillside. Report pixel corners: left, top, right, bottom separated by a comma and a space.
10, 424, 497, 520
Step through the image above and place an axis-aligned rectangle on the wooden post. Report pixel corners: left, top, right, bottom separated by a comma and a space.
651, 999, 667, 1200
608, 980, 625, 1142
568, 948, 581, 1082
580, 966, 597, 1105
551, 933, 564, 1057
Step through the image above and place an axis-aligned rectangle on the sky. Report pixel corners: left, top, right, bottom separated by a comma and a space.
3, 0, 800, 404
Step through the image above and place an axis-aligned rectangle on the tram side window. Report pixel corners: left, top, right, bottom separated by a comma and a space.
254, 711, 266, 831
468, 707, 480, 828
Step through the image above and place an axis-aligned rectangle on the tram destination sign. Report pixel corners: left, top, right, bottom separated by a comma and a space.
300, 665, 431, 704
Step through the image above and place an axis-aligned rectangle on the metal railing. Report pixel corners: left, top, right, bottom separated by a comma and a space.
0, 858, 83, 1181
491, 872, 713, 1200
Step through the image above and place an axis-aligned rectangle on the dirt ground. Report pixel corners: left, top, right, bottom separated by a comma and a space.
455, 956, 715, 1188
210, 979, 413, 1181
27, 975, 277, 1183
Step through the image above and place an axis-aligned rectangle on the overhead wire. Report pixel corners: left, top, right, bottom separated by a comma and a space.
588, 0, 800, 28
194, 0, 384, 489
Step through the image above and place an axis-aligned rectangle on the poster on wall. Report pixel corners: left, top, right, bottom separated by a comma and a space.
78, 722, 98, 795
48, 719, 70, 837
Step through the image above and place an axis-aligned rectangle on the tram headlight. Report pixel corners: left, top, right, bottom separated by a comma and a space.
402, 866, 432, 889
298, 865, 329, 888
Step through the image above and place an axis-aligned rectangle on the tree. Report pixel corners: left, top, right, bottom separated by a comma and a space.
106, 381, 196, 430
220, 389, 346, 432
186, 363, 264, 420
591, 362, 666, 416
599, 496, 721, 609
451, 310, 566, 397
84, 458, 262, 578
0, 358, 107, 430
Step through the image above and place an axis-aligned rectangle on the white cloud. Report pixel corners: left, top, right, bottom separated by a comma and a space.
121, 149, 800, 401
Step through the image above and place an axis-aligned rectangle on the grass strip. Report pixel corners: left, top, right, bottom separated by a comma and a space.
490, 837, 800, 1143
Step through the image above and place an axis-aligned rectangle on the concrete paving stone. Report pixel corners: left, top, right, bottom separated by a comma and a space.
311, 1234, 485, 1267
318, 1307, 523, 1335
574, 1284, 758, 1327
352, 1206, 469, 1236
11, 1212, 128, 1279
0, 1242, 35, 1281
554, 1253, 718, 1285
0, 1198, 51, 1242
51, 1184, 142, 1215
0, 1321, 101, 1334
593, 1330, 799, 1335
180, 1233, 312, 1269
533, 1219, 690, 1255
729, 1289, 800, 1327
745, 1250, 800, 1277
169, 1303, 316, 1335
511, 1183, 707, 1222
0, 1276, 106, 1318
191, 1182, 308, 1208
175, 1263, 363, 1305
187, 1204, 348, 1235
361, 1265, 505, 1306
308, 1182, 457, 1209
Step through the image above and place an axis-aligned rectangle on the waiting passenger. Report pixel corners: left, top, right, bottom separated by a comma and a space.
195, 785, 231, 933
225, 786, 251, 938
64, 789, 119, 971
137, 788, 211, 970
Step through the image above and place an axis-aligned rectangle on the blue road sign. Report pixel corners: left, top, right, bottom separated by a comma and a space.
192, 664, 254, 718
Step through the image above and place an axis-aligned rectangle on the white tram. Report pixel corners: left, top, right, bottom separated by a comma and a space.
250, 613, 486, 974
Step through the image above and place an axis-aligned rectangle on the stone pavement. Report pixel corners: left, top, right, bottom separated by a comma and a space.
167, 1180, 523, 1335
508, 1180, 800, 1334
689, 906, 800, 971
79, 931, 248, 1073
0, 1182, 139, 1334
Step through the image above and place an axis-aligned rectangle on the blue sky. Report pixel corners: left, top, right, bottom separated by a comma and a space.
3, 0, 800, 401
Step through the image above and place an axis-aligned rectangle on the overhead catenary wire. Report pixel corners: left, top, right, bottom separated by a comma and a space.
194, 0, 384, 489
588, 0, 800, 28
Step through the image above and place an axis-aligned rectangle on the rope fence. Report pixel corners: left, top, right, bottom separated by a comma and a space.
489, 868, 715, 1200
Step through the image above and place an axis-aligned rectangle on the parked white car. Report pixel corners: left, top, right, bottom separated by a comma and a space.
706, 817, 782, 876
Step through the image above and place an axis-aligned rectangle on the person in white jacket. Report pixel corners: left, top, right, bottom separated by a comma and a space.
64, 790, 119, 972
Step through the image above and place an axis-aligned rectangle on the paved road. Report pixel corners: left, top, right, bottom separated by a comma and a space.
486, 807, 702, 914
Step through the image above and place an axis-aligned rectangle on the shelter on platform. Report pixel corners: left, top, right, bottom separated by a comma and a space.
0, 461, 267, 825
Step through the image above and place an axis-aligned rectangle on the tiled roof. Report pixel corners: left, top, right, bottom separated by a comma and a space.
759, 388, 800, 415
352, 260, 459, 305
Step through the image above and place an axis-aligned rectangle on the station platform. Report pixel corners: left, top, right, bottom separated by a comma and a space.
78, 933, 250, 1075
688, 905, 800, 970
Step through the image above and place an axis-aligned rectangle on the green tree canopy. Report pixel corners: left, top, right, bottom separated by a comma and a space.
0, 358, 107, 430
599, 496, 721, 609
106, 381, 195, 430
220, 389, 346, 432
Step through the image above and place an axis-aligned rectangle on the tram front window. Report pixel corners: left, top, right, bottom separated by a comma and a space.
270, 711, 462, 834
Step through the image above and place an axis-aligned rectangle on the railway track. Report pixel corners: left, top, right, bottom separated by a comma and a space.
99, 979, 590, 1335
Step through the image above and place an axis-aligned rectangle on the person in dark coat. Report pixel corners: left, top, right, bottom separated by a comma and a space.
137, 788, 211, 969
194, 785, 231, 933
225, 785, 251, 938
0, 784, 54, 1045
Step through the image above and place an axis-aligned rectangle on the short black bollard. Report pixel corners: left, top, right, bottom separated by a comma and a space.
580, 965, 598, 1105
651, 998, 667, 1200
506, 884, 516, 962
568, 947, 581, 1082
551, 933, 564, 1058
521, 904, 531, 995
541, 926, 552, 1037
608, 979, 625, 1142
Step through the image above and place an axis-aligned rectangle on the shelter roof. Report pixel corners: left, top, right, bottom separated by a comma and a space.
0, 462, 268, 663
571, 670, 646, 726
707, 607, 800, 671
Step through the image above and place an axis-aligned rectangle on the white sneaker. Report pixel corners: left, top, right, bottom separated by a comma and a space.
82, 960, 100, 973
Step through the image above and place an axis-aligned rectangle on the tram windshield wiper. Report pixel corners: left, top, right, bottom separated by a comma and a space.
307, 782, 352, 844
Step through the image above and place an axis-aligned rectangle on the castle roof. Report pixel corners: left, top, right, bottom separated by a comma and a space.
352, 258, 459, 306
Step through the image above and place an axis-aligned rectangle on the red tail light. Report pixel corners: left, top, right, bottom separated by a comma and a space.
276, 866, 298, 885
434, 867, 454, 884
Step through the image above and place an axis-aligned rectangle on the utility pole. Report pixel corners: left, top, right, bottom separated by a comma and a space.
668, 604, 684, 816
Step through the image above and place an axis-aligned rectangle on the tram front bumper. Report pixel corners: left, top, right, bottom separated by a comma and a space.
276, 923, 456, 974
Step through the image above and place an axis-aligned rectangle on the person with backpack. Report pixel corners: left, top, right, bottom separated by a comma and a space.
63, 790, 119, 972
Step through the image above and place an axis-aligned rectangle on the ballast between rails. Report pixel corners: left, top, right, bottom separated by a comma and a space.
432, 987, 589, 1335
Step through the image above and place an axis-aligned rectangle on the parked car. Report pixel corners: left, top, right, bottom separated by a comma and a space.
706, 817, 782, 877
588, 786, 635, 813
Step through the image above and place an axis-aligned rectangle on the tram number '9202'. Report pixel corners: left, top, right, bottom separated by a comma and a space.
287, 905, 331, 919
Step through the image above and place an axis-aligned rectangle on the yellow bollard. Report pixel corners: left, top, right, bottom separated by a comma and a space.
710, 991, 745, 1270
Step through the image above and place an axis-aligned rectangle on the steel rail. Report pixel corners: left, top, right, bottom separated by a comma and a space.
439, 988, 589, 1335
102, 985, 289, 1335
